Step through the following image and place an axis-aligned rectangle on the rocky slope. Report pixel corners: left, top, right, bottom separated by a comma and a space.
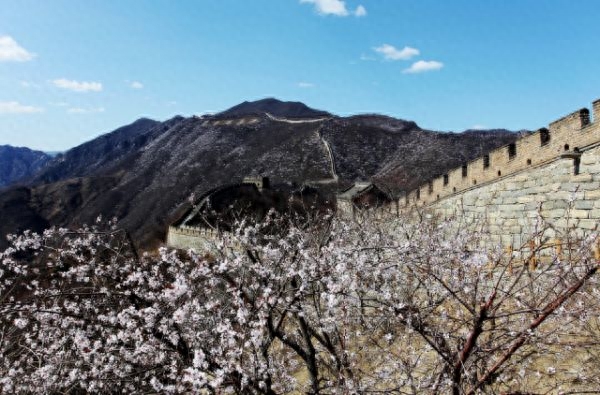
0, 145, 52, 188
33, 117, 164, 183
0, 99, 521, 250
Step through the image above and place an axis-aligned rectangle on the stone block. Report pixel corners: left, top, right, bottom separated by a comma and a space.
551, 191, 577, 200
585, 189, 600, 200
581, 164, 600, 173
572, 174, 594, 183
509, 225, 522, 234
570, 209, 590, 219
577, 219, 598, 230
524, 202, 541, 211
542, 200, 569, 210
548, 183, 563, 192
517, 195, 536, 204
577, 182, 600, 191
541, 209, 567, 219
574, 200, 595, 210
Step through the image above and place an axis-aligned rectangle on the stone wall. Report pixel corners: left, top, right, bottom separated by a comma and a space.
401, 98, 600, 252
425, 143, 600, 250
404, 99, 600, 206
166, 226, 220, 252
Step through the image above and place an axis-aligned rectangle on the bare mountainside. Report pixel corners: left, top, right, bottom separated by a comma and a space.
0, 145, 52, 188
0, 99, 520, 250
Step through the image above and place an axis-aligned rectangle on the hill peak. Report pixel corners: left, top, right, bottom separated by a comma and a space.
218, 98, 331, 119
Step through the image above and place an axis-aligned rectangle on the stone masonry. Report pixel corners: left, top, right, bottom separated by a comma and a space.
401, 98, 600, 251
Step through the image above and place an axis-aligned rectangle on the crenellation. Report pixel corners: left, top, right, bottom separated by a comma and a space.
593, 99, 600, 122
408, 140, 600, 251
402, 98, 600, 207
549, 108, 590, 134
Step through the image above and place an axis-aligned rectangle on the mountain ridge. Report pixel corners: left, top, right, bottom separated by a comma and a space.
217, 98, 332, 119
0, 145, 52, 188
0, 98, 522, 250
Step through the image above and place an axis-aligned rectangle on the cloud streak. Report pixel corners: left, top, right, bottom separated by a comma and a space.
300, 0, 366, 17
130, 81, 144, 89
52, 78, 103, 92
67, 107, 105, 114
374, 44, 419, 61
297, 82, 315, 88
354, 5, 366, 17
0, 101, 43, 114
403, 60, 444, 74
0, 36, 35, 62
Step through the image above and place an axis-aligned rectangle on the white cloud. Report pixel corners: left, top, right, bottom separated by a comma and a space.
67, 106, 105, 114
20, 80, 41, 89
0, 36, 35, 62
300, 0, 365, 17
0, 101, 43, 114
297, 82, 315, 88
130, 81, 144, 89
354, 5, 367, 17
374, 44, 420, 61
360, 54, 376, 61
52, 78, 103, 92
471, 124, 487, 130
49, 101, 69, 107
403, 60, 444, 74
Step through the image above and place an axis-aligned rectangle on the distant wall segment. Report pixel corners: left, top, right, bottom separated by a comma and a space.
166, 226, 219, 252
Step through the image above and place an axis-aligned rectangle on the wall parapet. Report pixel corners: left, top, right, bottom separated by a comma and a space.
402, 98, 600, 207
168, 225, 219, 238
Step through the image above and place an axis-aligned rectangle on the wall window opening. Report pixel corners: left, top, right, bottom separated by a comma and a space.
462, 164, 468, 177
483, 155, 490, 169
508, 143, 517, 159
443, 174, 449, 185
540, 128, 550, 146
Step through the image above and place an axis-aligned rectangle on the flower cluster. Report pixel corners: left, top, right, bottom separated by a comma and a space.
1, 212, 599, 394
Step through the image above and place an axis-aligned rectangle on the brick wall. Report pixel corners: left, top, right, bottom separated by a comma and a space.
419, 142, 600, 251
403, 99, 600, 206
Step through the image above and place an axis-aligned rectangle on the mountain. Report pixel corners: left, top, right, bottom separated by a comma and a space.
0, 145, 52, 188
218, 98, 331, 119
34, 117, 165, 183
0, 99, 520, 250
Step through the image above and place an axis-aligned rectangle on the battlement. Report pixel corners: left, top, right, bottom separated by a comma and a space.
593, 99, 600, 122
403, 98, 600, 207
201, 117, 262, 127
168, 225, 218, 238
243, 176, 270, 190
549, 108, 590, 134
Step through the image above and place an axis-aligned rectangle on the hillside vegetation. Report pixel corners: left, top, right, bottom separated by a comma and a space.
0, 99, 520, 249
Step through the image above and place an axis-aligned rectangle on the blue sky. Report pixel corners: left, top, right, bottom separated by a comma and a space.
1, 0, 600, 151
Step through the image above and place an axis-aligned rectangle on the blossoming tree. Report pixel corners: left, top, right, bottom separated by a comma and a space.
1, 213, 599, 394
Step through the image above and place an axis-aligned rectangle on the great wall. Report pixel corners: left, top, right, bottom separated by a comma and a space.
168, 97, 600, 253
402, 98, 600, 250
